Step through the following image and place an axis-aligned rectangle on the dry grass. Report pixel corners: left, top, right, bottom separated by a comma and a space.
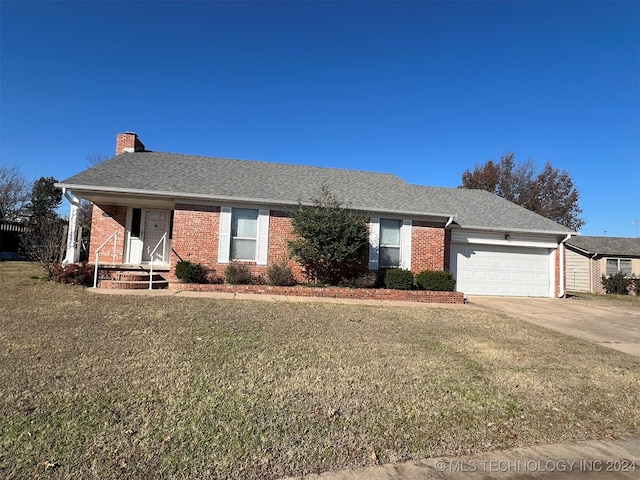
567, 290, 640, 306
2, 262, 639, 479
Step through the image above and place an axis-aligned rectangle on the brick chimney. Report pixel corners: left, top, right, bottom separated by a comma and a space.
115, 132, 146, 155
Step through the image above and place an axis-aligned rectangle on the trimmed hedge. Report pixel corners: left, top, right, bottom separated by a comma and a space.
175, 260, 209, 284
266, 262, 296, 286
415, 270, 456, 291
384, 268, 414, 290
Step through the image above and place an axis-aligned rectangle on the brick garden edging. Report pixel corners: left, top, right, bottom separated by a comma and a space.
169, 282, 464, 304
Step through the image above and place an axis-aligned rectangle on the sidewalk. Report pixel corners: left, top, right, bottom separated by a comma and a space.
282, 433, 640, 479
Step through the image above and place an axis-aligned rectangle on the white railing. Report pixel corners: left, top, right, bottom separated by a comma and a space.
149, 232, 168, 290
93, 230, 119, 288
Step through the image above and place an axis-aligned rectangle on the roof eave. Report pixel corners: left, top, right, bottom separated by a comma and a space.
57, 184, 455, 221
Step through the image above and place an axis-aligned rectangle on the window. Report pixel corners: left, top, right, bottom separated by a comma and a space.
605, 258, 632, 276
131, 208, 142, 237
231, 208, 258, 261
379, 219, 402, 268
218, 207, 269, 265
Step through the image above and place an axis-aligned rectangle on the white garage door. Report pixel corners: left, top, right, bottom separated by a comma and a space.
451, 244, 551, 297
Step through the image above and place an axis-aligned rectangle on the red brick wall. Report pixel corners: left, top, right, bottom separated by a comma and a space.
89, 204, 128, 264
592, 257, 604, 293
266, 211, 304, 280
93, 202, 450, 282
170, 203, 220, 277
170, 282, 465, 303
411, 221, 447, 272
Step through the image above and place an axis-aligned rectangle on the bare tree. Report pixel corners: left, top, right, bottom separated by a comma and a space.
86, 153, 110, 166
460, 153, 584, 231
21, 215, 67, 267
0, 163, 30, 221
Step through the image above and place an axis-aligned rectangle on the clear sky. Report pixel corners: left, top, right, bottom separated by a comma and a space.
1, 1, 639, 237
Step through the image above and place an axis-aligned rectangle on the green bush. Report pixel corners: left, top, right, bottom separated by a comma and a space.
415, 270, 456, 291
224, 261, 253, 285
631, 277, 640, 296
175, 260, 209, 284
601, 271, 632, 295
384, 268, 414, 290
288, 185, 369, 285
266, 262, 296, 286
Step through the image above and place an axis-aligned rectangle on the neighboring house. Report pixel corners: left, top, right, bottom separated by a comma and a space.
0, 220, 27, 256
56, 132, 575, 297
565, 236, 640, 293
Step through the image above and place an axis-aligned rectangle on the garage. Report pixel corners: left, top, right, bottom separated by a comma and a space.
451, 243, 553, 297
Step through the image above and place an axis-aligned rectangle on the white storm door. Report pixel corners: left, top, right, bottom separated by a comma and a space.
142, 210, 169, 263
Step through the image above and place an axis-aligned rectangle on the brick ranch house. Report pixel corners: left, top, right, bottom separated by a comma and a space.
56, 132, 575, 298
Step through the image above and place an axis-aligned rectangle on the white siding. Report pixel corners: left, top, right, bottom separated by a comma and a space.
566, 249, 591, 292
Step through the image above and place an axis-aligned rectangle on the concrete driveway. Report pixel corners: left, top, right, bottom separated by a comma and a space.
467, 295, 640, 357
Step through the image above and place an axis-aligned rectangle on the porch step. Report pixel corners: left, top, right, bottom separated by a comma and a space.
98, 271, 169, 290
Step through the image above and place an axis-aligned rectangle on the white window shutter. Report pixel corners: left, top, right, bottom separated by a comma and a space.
218, 207, 232, 263
257, 209, 270, 265
400, 219, 412, 270
368, 217, 380, 270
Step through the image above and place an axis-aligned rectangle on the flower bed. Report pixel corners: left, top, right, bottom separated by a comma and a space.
169, 282, 464, 304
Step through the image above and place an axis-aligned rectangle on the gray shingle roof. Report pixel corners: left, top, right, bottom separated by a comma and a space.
58, 150, 574, 235
566, 236, 640, 257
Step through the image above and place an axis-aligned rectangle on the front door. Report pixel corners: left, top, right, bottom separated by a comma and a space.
142, 210, 169, 263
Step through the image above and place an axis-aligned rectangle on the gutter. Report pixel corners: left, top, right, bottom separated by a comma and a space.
62, 187, 81, 207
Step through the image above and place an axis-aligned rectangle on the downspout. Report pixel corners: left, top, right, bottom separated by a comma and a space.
558, 234, 572, 298
62, 188, 81, 264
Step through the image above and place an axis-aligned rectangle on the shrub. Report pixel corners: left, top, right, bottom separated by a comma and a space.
631, 277, 640, 296
47, 262, 94, 286
175, 260, 208, 284
224, 261, 253, 285
351, 270, 378, 288
266, 262, 296, 286
384, 268, 414, 290
415, 270, 456, 291
601, 271, 631, 295
288, 185, 369, 285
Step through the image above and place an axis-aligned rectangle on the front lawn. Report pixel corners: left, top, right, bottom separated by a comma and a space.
2, 262, 639, 479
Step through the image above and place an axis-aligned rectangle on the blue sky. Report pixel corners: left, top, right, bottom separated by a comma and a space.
1, 1, 638, 237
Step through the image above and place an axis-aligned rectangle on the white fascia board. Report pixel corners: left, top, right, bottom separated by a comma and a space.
451, 229, 559, 249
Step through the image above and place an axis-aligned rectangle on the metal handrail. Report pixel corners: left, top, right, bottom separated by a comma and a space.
93, 230, 119, 288
149, 232, 168, 290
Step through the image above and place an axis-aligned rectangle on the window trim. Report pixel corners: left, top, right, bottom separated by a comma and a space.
368, 217, 411, 270
218, 207, 269, 265
379, 218, 402, 268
